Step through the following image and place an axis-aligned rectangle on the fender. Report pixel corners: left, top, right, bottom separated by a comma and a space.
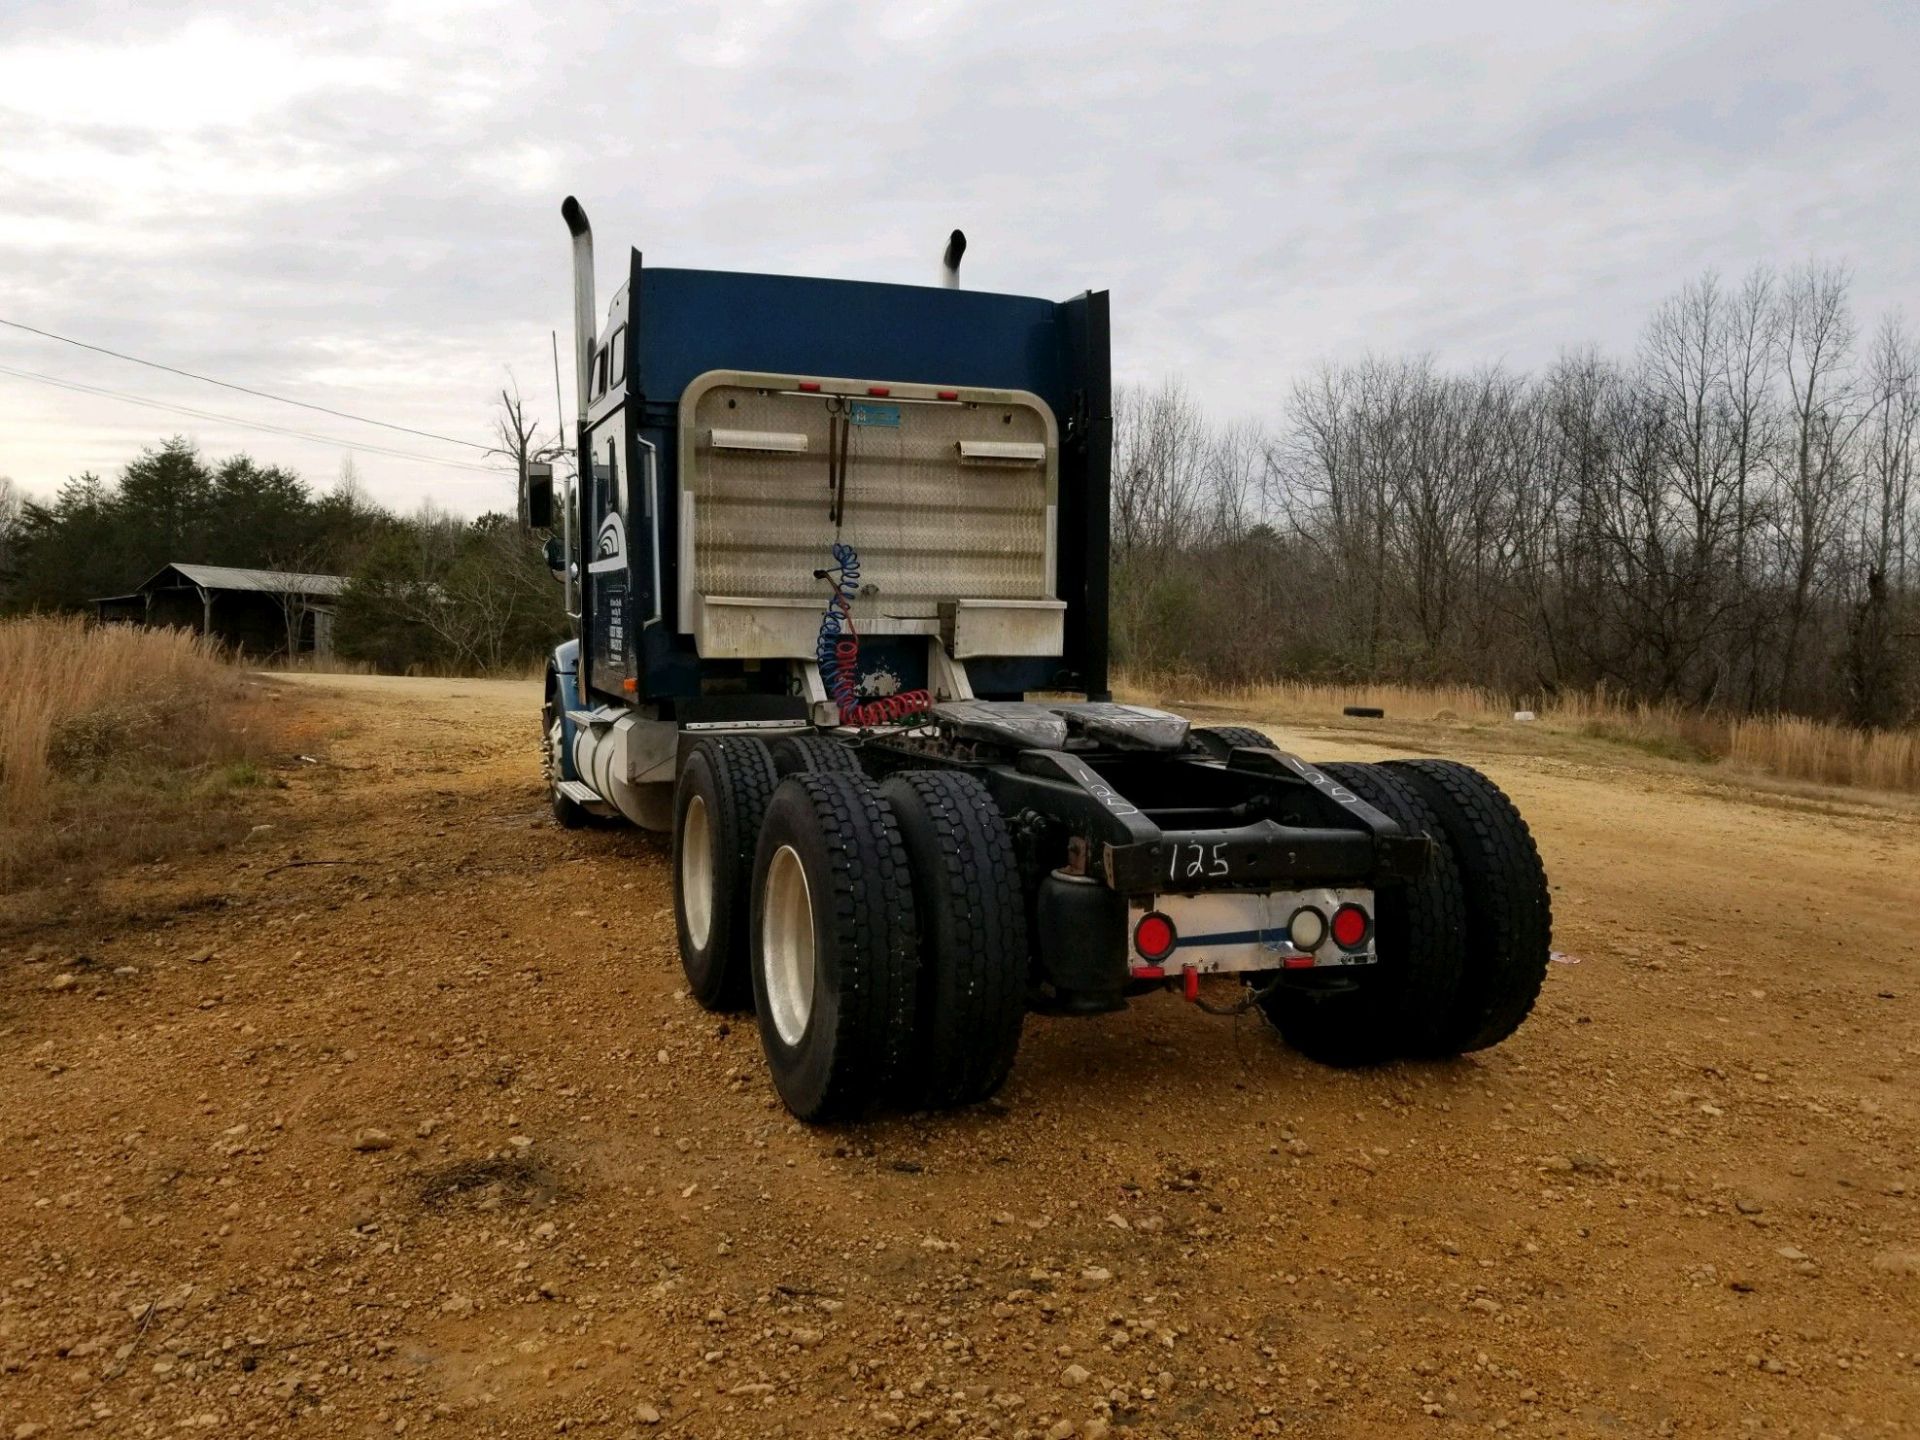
546, 638, 584, 782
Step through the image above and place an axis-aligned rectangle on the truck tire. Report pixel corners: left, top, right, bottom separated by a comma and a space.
543, 689, 589, 830
1190, 724, 1275, 759
770, 734, 862, 778
1383, 760, 1551, 1054
749, 772, 920, 1121
674, 737, 780, 1012
879, 771, 1029, 1109
1258, 762, 1468, 1066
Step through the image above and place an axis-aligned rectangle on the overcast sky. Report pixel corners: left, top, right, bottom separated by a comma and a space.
2, 0, 1915, 516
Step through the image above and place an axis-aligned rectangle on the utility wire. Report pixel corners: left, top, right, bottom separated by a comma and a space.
0, 363, 512, 478
0, 315, 493, 452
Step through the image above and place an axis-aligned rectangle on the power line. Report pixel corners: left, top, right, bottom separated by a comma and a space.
0, 363, 513, 478
0, 363, 508, 476
0, 315, 493, 452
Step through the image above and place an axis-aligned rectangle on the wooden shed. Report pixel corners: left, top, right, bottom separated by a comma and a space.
93, 562, 347, 657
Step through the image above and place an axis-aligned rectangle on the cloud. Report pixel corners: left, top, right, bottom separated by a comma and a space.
0, 17, 402, 132
2, 0, 1915, 513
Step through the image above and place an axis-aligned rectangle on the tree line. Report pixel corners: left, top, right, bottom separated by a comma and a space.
1113, 263, 1917, 728
0, 438, 564, 673
3, 261, 1913, 720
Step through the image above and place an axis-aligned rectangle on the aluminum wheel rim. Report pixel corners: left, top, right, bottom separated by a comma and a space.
680, 793, 714, 951
761, 843, 816, 1047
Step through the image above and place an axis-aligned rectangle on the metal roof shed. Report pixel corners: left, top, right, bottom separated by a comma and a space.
93, 562, 349, 657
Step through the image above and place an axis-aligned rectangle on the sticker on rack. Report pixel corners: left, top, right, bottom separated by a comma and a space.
849, 402, 901, 428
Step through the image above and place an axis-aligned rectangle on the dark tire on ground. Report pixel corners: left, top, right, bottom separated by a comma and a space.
543, 686, 590, 830
749, 773, 920, 1122
1343, 705, 1386, 719
673, 737, 780, 1012
1258, 762, 1469, 1066
769, 734, 863, 778
879, 770, 1029, 1109
1384, 759, 1552, 1054
1190, 724, 1276, 759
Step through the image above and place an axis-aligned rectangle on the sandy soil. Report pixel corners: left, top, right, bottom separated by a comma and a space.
3, 673, 1917, 1440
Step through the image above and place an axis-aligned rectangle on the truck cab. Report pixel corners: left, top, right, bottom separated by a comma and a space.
541, 201, 1112, 830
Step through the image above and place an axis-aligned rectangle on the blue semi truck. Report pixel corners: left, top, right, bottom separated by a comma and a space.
529, 197, 1552, 1121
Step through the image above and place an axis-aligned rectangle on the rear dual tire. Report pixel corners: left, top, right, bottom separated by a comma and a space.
746, 769, 1029, 1121
749, 773, 920, 1122
1266, 759, 1549, 1066
673, 737, 780, 1011
673, 738, 1029, 1120
1385, 760, 1552, 1054
1261, 761, 1468, 1066
879, 771, 1028, 1110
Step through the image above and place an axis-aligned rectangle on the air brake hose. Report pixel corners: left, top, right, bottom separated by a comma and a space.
813, 542, 932, 726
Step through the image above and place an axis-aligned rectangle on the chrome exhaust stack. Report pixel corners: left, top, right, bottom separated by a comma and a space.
941, 229, 966, 289
558, 197, 595, 629
561, 196, 595, 423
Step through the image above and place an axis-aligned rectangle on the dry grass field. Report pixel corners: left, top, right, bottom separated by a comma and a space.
0, 618, 287, 887
1, 670, 1916, 1439
1125, 672, 1920, 793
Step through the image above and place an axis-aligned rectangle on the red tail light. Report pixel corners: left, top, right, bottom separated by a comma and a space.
1331, 904, 1370, 950
1134, 912, 1177, 962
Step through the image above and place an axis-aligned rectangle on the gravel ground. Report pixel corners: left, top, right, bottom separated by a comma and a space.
2, 674, 1916, 1440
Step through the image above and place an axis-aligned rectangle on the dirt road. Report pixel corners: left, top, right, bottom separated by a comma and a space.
4, 675, 1917, 1439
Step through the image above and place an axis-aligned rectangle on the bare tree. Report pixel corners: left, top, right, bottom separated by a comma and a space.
355, 506, 555, 674
1083, 258, 1911, 727
1845, 315, 1919, 723
1282, 362, 1393, 669
0, 475, 19, 579
262, 546, 331, 660
490, 377, 564, 526
1204, 420, 1270, 539
1860, 316, 1918, 586
1715, 266, 1783, 707
1630, 273, 1750, 701
1772, 263, 1861, 705
1109, 380, 1214, 671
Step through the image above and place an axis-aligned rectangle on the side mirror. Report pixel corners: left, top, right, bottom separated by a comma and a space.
543, 533, 566, 574
525, 461, 554, 530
